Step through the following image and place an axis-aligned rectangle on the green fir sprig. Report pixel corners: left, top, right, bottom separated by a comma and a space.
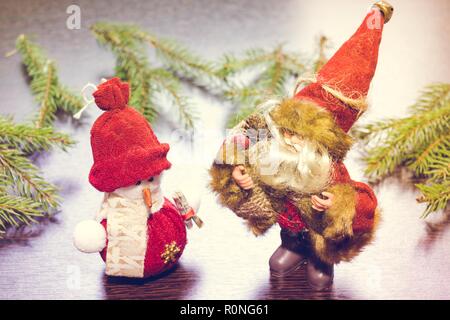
91, 22, 220, 130
0, 35, 77, 237
354, 83, 450, 217
220, 36, 329, 127
0, 116, 73, 154
0, 116, 74, 234
15, 35, 83, 127
90, 22, 330, 130
0, 143, 59, 235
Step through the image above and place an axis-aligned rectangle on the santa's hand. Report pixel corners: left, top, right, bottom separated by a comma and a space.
311, 192, 334, 211
232, 165, 254, 190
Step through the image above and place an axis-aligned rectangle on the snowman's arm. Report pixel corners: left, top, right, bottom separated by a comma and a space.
73, 220, 107, 253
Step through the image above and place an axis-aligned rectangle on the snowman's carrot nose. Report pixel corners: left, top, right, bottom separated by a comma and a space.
142, 188, 152, 208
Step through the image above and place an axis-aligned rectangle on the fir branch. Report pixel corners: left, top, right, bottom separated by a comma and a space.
54, 86, 85, 114
410, 132, 450, 176
0, 174, 7, 193
149, 68, 197, 130
357, 83, 450, 181
91, 22, 200, 129
15, 34, 83, 126
127, 71, 158, 121
1, 36, 78, 237
412, 82, 450, 113
283, 52, 307, 75
0, 116, 74, 154
416, 181, 450, 218
221, 37, 326, 127
356, 83, 450, 216
256, 47, 289, 96
91, 23, 159, 122
0, 194, 43, 235
216, 48, 275, 78
0, 145, 60, 212
147, 36, 223, 92
35, 61, 57, 128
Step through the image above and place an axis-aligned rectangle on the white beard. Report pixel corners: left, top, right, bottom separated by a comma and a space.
249, 138, 332, 194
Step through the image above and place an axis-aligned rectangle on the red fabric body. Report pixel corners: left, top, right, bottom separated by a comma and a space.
277, 201, 306, 233
295, 8, 385, 132
100, 198, 187, 278
352, 181, 378, 233
88, 78, 171, 192
277, 162, 377, 235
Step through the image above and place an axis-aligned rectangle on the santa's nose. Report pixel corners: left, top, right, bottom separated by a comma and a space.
142, 187, 152, 208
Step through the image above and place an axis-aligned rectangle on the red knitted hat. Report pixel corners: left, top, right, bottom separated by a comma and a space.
295, 2, 393, 132
89, 78, 171, 192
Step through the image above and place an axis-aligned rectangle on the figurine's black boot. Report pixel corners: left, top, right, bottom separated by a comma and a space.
306, 256, 334, 291
269, 230, 308, 277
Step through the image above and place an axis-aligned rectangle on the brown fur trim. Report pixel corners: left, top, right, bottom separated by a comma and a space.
209, 164, 278, 236
322, 183, 356, 241
209, 164, 246, 211
269, 98, 353, 161
309, 208, 380, 264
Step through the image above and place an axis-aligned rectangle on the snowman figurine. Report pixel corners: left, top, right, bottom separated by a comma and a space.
73, 78, 200, 278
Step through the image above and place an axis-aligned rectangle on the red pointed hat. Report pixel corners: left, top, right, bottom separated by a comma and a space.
295, 1, 393, 132
89, 78, 171, 192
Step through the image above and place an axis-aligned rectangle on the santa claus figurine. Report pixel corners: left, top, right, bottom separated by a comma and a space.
210, 1, 393, 290
73, 78, 198, 278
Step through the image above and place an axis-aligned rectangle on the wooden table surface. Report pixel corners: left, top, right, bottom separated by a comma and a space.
0, 0, 449, 300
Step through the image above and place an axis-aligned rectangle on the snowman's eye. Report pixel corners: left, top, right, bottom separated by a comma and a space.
148, 177, 154, 182
136, 181, 141, 186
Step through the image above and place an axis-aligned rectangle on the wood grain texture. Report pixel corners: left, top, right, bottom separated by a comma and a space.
0, 0, 449, 300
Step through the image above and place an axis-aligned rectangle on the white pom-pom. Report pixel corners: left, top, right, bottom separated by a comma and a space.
73, 220, 106, 253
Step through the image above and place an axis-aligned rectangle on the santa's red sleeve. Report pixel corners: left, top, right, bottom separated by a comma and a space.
309, 163, 380, 264
352, 181, 378, 234
320, 162, 379, 241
